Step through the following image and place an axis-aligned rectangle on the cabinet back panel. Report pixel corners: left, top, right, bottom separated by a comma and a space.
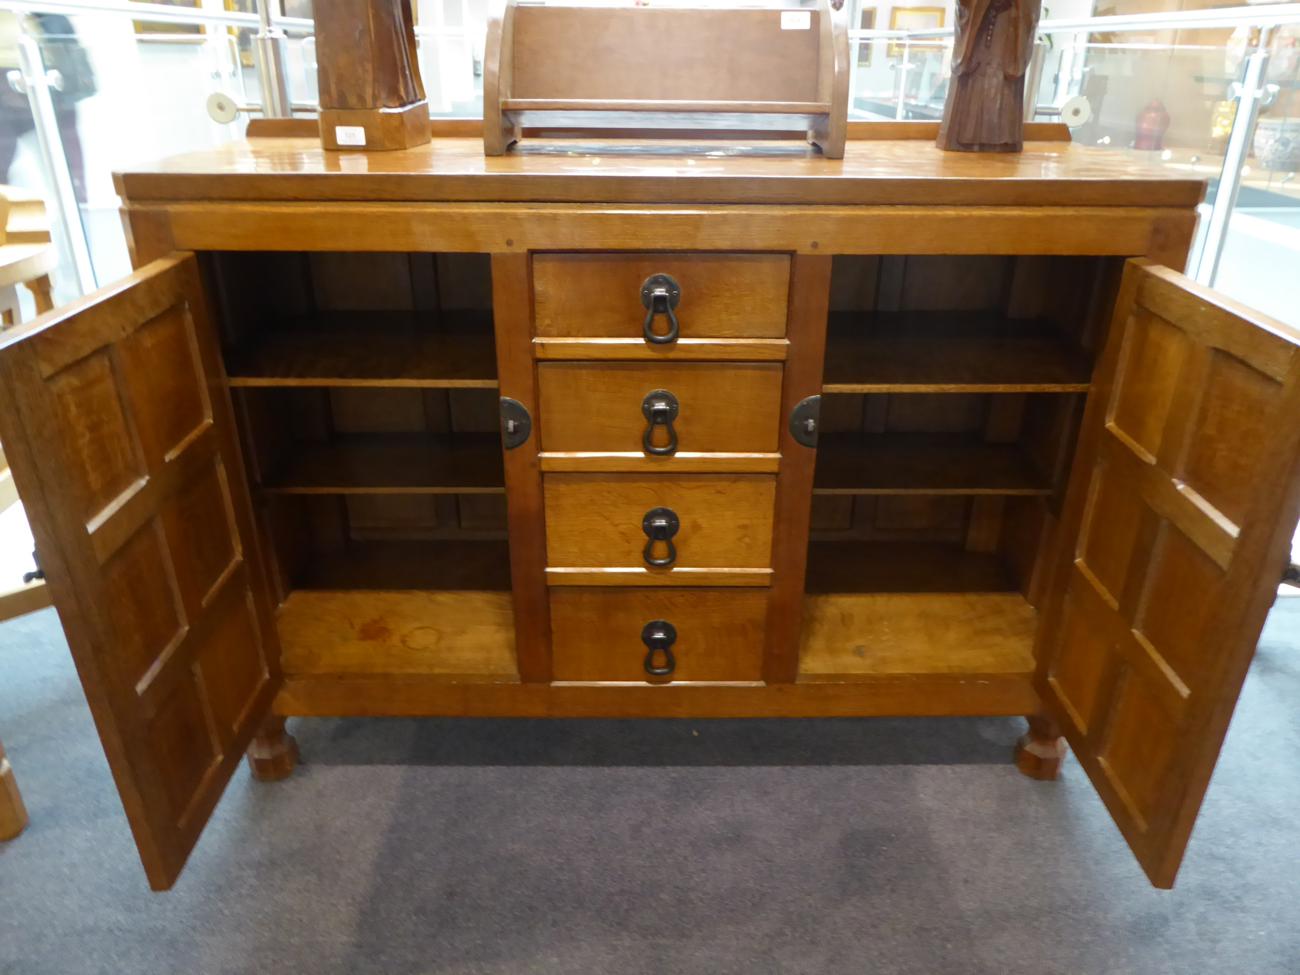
829, 253, 1116, 325
809, 495, 969, 543
809, 253, 1116, 606
210, 252, 494, 367
213, 253, 505, 601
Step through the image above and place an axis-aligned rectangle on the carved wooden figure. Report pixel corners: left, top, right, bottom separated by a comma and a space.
937, 0, 1041, 152
314, 0, 430, 151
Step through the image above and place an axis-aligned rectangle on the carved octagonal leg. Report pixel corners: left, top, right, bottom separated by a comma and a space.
246, 715, 299, 782
1015, 713, 1067, 781
0, 737, 29, 841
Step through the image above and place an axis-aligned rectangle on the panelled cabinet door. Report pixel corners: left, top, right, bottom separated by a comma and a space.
0, 254, 281, 890
1036, 259, 1300, 888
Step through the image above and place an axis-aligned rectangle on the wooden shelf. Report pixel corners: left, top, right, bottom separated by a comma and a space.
821, 313, 1092, 393
502, 98, 832, 114
227, 312, 498, 388
799, 591, 1037, 679
279, 589, 518, 679
297, 539, 512, 590
814, 433, 1050, 496
262, 434, 504, 495
804, 541, 1018, 594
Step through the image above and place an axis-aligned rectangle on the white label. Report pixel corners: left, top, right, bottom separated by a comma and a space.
334, 125, 367, 147
781, 10, 811, 29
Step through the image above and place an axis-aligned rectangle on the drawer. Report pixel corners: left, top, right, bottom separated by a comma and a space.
544, 473, 775, 583
537, 362, 783, 456
551, 589, 767, 682
532, 252, 790, 340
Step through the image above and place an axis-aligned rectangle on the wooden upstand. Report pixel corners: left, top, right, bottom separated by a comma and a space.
1, 124, 1297, 891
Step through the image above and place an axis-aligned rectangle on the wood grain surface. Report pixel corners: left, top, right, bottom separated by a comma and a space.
115, 137, 1204, 208
800, 592, 1037, 678
533, 252, 790, 338
544, 473, 776, 571
278, 590, 517, 677
537, 362, 783, 455
550, 588, 767, 682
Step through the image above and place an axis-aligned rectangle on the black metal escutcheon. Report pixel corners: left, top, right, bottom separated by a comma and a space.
640, 273, 681, 344
641, 619, 678, 677
641, 506, 680, 567
641, 388, 680, 455
789, 394, 822, 448
500, 397, 532, 449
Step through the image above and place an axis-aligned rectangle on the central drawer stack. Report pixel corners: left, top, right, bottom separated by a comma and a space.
529, 252, 792, 683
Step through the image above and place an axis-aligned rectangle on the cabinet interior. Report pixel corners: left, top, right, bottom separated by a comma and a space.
207, 249, 1123, 686
800, 254, 1122, 680
209, 251, 517, 680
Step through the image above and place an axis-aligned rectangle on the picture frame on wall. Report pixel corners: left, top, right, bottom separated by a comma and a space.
224, 0, 257, 67
857, 7, 876, 67
130, 0, 205, 38
887, 5, 946, 58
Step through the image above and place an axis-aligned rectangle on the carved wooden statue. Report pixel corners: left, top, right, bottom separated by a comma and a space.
936, 0, 1041, 152
313, 0, 430, 151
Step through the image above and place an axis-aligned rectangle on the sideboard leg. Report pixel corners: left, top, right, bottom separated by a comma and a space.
246, 715, 299, 782
0, 736, 29, 840
1015, 712, 1067, 781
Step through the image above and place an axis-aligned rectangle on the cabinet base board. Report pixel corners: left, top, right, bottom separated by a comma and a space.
275, 673, 1038, 718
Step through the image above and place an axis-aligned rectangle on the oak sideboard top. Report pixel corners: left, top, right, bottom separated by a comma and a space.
114, 135, 1206, 209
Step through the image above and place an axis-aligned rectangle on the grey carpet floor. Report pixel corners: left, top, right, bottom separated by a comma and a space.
1, 602, 1298, 975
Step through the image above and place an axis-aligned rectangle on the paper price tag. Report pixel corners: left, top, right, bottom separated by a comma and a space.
334, 126, 367, 147
781, 10, 811, 29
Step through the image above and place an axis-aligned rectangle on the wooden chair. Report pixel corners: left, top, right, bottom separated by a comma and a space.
0, 186, 56, 325
0, 185, 57, 842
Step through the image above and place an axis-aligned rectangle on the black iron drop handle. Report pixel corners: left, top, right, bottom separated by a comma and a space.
641, 620, 677, 677
641, 389, 679, 455
642, 506, 680, 568
640, 273, 681, 344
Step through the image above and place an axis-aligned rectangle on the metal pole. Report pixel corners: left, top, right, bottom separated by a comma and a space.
14, 35, 94, 294
1193, 30, 1272, 284
255, 0, 291, 118
896, 39, 911, 121
1051, 36, 1075, 105
1023, 41, 1047, 121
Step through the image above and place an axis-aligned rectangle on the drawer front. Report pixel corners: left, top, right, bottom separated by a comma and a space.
551, 589, 767, 682
537, 362, 783, 454
533, 253, 790, 339
544, 474, 775, 572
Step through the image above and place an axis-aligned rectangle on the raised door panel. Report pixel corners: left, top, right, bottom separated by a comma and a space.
1036, 260, 1300, 888
0, 254, 280, 889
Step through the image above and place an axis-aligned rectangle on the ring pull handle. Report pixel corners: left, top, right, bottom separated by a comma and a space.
640, 273, 681, 345
641, 620, 678, 677
641, 389, 679, 456
641, 506, 679, 568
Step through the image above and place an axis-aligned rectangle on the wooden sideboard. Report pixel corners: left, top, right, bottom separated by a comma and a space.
1, 124, 1297, 892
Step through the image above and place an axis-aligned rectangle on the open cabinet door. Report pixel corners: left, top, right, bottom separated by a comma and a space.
0, 254, 280, 889
1035, 259, 1300, 888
